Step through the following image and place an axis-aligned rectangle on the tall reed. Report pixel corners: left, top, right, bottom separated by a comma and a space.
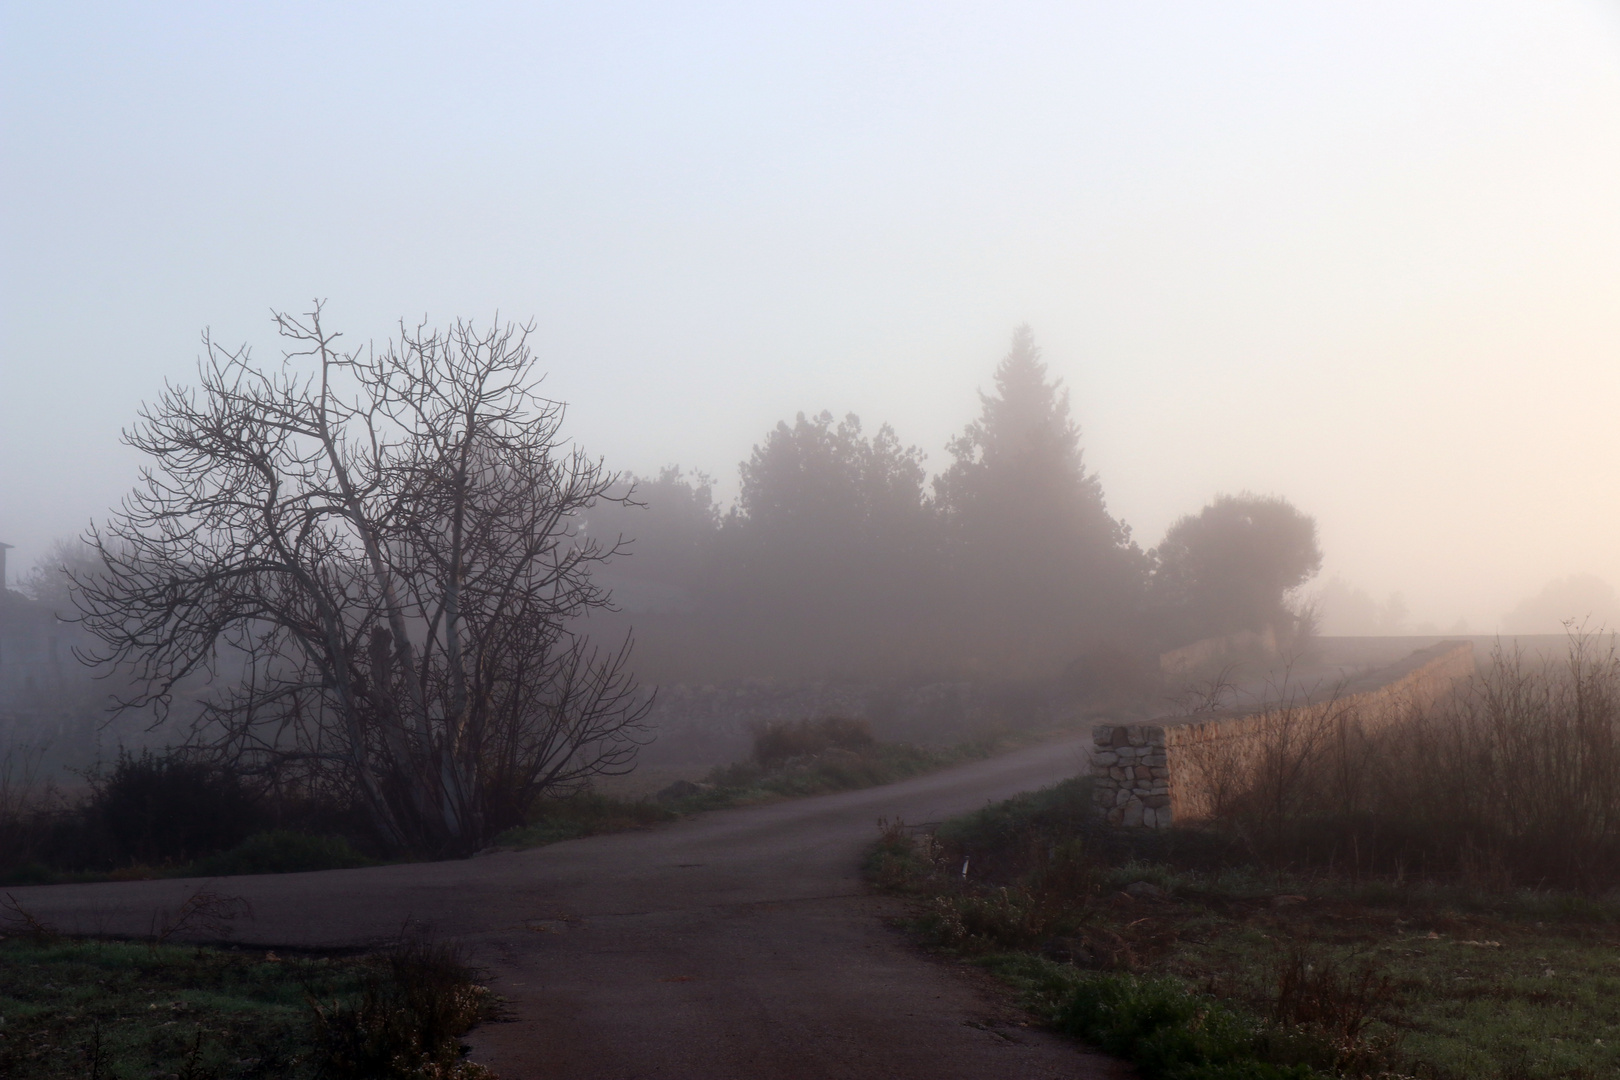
1208, 634, 1620, 891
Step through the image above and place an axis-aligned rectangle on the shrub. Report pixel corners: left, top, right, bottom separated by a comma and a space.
0, 742, 59, 875
1268, 945, 1394, 1068
751, 716, 875, 769
935, 776, 1096, 881
88, 750, 261, 867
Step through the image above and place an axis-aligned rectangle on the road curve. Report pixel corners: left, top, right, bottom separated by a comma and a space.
10, 735, 1129, 1079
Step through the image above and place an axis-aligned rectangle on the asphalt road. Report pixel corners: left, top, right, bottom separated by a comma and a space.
9, 735, 1130, 1079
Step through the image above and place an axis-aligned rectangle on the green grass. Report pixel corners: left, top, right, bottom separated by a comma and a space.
490, 791, 677, 849
189, 831, 373, 877
869, 778, 1620, 1080
0, 935, 495, 1079
0, 936, 356, 1078
1159, 893, 1620, 1079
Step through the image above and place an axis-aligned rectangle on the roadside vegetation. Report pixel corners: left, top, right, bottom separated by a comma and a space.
1180, 634, 1620, 893
0, 717, 1011, 878
0, 924, 496, 1079
491, 716, 1003, 849
6, 315, 1323, 882
869, 640, 1620, 1080
0, 749, 375, 887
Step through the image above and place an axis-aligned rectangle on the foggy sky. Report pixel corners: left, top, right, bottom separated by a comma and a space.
3, 1, 1619, 633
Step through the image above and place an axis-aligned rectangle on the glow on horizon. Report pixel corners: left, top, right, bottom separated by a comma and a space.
2, 1, 1618, 631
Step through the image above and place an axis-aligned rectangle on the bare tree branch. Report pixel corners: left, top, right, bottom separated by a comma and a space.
71, 303, 649, 855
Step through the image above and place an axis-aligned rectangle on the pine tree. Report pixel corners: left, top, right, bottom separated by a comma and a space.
935, 326, 1143, 653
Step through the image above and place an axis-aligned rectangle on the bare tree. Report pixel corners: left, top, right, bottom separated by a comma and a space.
73, 304, 648, 855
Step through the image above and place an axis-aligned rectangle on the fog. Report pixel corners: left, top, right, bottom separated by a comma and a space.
5, 2, 1620, 635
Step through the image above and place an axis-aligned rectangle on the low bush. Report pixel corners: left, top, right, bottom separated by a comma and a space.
1266, 946, 1393, 1065
924, 887, 1058, 952
308, 940, 496, 1079
1060, 972, 1321, 1079
89, 749, 263, 866
0, 747, 389, 883
751, 716, 876, 768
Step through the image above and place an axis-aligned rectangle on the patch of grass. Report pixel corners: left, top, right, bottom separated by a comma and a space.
1058, 970, 1322, 1079
490, 791, 677, 850
870, 778, 1620, 1079
0, 936, 354, 1079
1158, 889, 1620, 1079
188, 831, 374, 877
0, 934, 495, 1079
708, 737, 1004, 803
492, 736, 1006, 852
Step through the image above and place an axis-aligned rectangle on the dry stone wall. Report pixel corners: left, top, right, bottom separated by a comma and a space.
1092, 640, 1477, 829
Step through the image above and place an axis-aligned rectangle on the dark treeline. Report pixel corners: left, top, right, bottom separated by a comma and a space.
580, 327, 1322, 684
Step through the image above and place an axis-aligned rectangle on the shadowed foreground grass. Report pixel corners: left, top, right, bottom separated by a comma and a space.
869, 777, 1620, 1080
0, 935, 496, 1079
0, 830, 377, 888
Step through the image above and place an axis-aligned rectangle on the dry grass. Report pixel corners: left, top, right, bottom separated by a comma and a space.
308, 940, 497, 1079
1204, 633, 1620, 891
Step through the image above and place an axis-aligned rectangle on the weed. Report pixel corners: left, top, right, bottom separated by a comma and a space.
2, 890, 59, 943
149, 887, 254, 944
1199, 633, 1620, 893
1268, 945, 1393, 1048
1060, 972, 1322, 1079
864, 817, 934, 891
307, 940, 497, 1079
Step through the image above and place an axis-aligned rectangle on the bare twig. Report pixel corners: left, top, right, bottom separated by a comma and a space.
1, 891, 59, 943
149, 888, 254, 945
70, 305, 651, 855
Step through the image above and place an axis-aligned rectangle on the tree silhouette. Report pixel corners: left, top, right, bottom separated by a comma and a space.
714, 411, 938, 674
738, 411, 929, 545
73, 306, 648, 855
935, 326, 1144, 656
1152, 492, 1321, 645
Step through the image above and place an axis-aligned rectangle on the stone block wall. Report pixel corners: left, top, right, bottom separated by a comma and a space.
1092, 640, 1477, 829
